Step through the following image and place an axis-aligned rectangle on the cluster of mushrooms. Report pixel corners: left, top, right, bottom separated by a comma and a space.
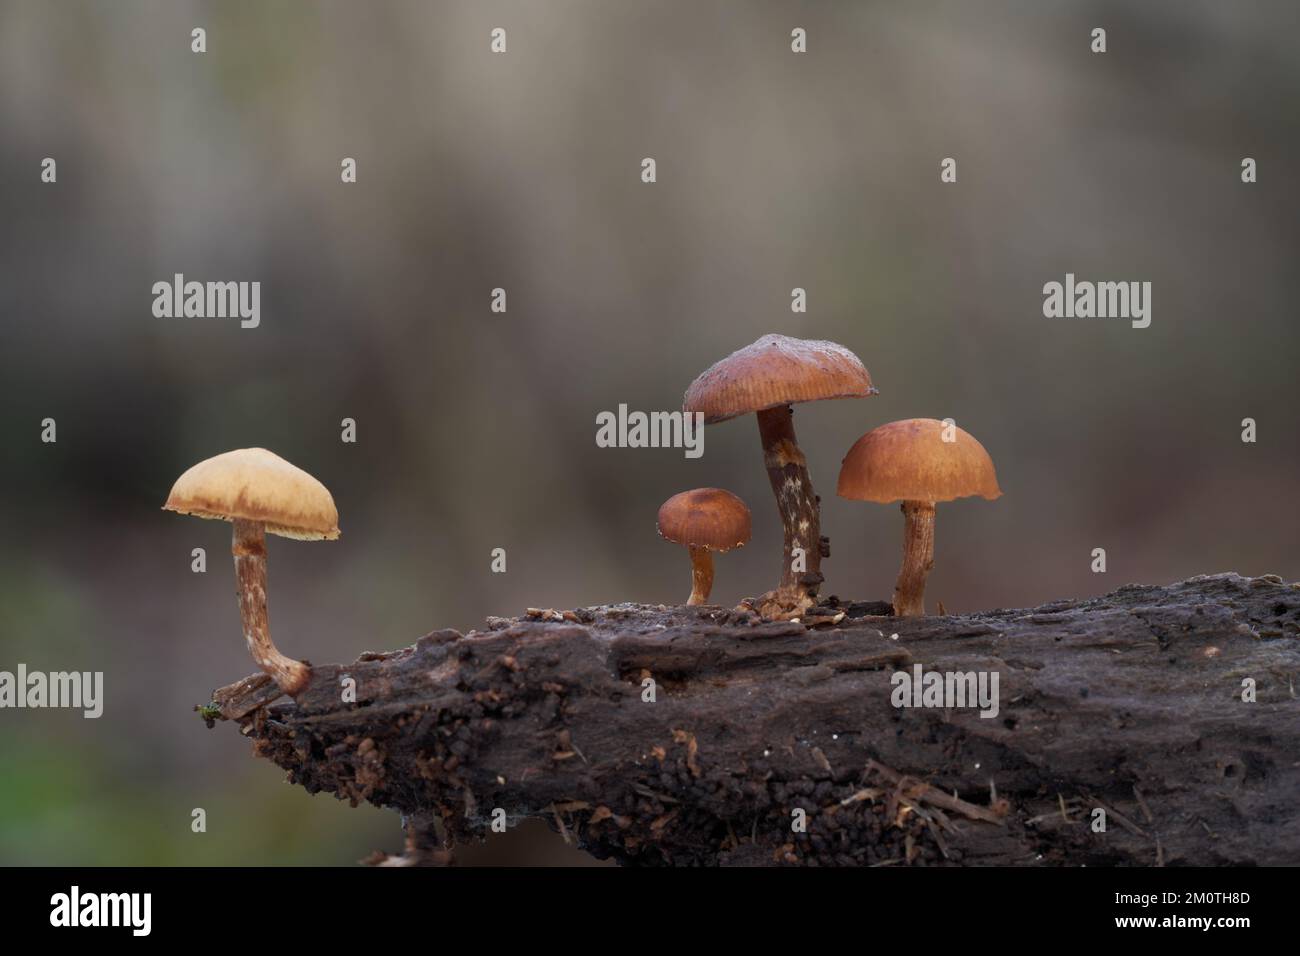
658, 333, 1001, 621
163, 333, 999, 700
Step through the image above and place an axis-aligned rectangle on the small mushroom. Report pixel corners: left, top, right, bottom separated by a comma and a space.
163, 448, 339, 695
836, 419, 1000, 617
683, 334, 875, 618
657, 488, 752, 606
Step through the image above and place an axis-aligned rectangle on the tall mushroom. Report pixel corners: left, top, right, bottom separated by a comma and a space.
657, 488, 751, 605
683, 334, 875, 618
163, 448, 340, 695
836, 419, 1001, 617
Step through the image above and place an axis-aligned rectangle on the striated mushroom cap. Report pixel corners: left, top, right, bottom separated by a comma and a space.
163, 448, 340, 540
683, 333, 876, 424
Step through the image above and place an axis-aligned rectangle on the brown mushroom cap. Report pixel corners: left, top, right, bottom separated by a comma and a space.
163, 448, 340, 540
682, 333, 876, 424
657, 488, 752, 552
837, 419, 1002, 504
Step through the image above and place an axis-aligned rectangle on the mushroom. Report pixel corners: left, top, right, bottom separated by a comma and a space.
656, 488, 752, 606
683, 334, 875, 617
163, 448, 339, 695
836, 419, 1001, 617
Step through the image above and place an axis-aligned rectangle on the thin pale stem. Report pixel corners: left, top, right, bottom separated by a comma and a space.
893, 501, 936, 617
232, 518, 311, 695
688, 546, 714, 606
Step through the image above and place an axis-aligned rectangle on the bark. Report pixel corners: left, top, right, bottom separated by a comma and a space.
208, 573, 1300, 866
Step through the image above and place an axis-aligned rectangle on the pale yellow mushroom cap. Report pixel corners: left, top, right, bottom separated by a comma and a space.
163, 448, 340, 540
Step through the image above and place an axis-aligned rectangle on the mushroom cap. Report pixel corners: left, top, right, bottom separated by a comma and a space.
682, 333, 876, 424
657, 488, 752, 552
163, 448, 340, 540
837, 418, 1002, 504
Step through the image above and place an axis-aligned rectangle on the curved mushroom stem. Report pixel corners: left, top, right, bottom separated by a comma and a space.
893, 500, 936, 617
756, 404, 825, 616
232, 518, 311, 695
687, 546, 714, 606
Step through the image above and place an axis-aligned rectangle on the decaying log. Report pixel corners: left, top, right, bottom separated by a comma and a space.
206, 573, 1300, 866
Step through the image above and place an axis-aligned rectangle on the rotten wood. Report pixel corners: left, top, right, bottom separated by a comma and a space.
206, 573, 1300, 866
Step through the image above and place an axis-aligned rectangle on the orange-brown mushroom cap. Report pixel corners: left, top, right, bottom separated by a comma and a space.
657, 488, 752, 552
837, 419, 1002, 504
163, 448, 340, 540
682, 333, 876, 424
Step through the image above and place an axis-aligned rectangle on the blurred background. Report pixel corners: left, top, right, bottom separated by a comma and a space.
0, 0, 1296, 865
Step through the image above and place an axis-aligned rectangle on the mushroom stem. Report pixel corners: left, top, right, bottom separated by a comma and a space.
756, 404, 825, 607
893, 500, 936, 617
232, 518, 311, 695
687, 546, 714, 606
